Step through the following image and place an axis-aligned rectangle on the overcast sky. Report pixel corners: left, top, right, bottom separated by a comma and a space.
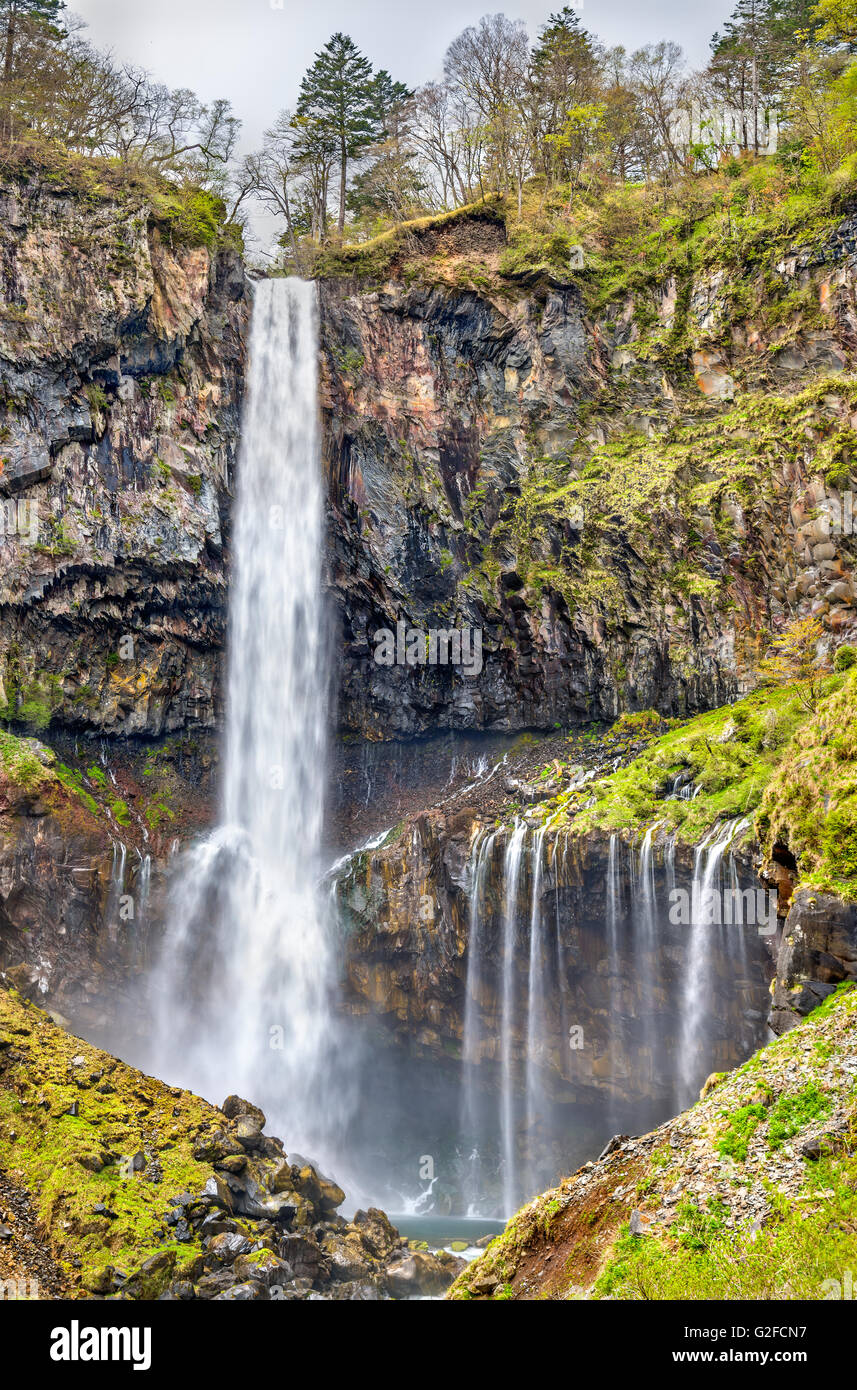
72, 1, 735, 144
70, 1, 735, 251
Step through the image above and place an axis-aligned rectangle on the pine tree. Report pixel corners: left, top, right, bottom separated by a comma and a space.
709, 0, 782, 150
295, 32, 381, 236
530, 5, 602, 180
1, 0, 66, 84
370, 69, 412, 136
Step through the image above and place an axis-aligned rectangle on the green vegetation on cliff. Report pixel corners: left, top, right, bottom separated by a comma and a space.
758, 671, 857, 898
0, 986, 216, 1294
562, 679, 817, 844
494, 374, 857, 622
528, 667, 857, 900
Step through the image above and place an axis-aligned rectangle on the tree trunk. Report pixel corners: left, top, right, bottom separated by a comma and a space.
282, 182, 302, 275
3, 3, 17, 85
338, 142, 346, 236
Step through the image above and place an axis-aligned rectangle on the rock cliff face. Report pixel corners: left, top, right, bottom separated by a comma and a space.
771, 888, 857, 1032
0, 728, 216, 1042
0, 175, 248, 738
0, 174, 246, 1046
319, 206, 857, 739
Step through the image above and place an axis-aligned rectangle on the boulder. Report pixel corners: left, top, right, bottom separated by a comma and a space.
234, 1117, 264, 1151
232, 1249, 294, 1288
222, 1095, 266, 1127
384, 1249, 463, 1298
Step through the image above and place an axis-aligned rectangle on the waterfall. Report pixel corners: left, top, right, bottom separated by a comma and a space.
523, 824, 548, 1198
461, 819, 559, 1217
457, 808, 770, 1217
105, 839, 127, 939
145, 278, 342, 1160
678, 816, 750, 1105
461, 827, 496, 1213
634, 822, 662, 1084
605, 832, 623, 1129
500, 821, 527, 1217
133, 849, 151, 931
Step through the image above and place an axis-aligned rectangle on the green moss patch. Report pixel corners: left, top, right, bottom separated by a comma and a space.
0, 988, 221, 1295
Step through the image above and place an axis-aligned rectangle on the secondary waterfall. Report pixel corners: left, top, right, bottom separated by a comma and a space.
500, 822, 527, 1215
457, 814, 771, 1217
145, 278, 343, 1160
678, 815, 752, 1106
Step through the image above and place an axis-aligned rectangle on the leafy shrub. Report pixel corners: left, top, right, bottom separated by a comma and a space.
834, 643, 857, 671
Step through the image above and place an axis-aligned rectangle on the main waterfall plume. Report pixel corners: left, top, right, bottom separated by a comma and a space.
145, 278, 344, 1160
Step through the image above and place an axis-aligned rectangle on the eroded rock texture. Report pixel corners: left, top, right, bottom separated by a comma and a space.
320, 208, 857, 738
771, 887, 857, 1032
0, 177, 249, 737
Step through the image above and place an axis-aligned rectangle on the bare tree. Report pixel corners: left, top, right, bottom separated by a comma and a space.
242, 112, 308, 269
443, 13, 530, 192
629, 41, 686, 177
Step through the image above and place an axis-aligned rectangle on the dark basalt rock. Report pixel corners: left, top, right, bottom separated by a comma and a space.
0, 177, 250, 740
318, 208, 857, 741
770, 887, 857, 1034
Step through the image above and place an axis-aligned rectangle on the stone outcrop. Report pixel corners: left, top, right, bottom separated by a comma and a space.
0, 728, 216, 1044
770, 887, 857, 1033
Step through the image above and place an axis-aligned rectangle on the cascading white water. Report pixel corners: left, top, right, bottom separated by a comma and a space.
457, 809, 771, 1216
500, 821, 527, 1216
460, 828, 496, 1213
523, 824, 549, 1197
146, 278, 342, 1159
634, 821, 662, 1083
678, 815, 750, 1104
605, 831, 623, 1129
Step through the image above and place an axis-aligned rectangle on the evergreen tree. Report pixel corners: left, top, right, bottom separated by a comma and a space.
530, 5, 602, 179
1, 0, 65, 83
370, 68, 412, 136
346, 69, 420, 221
709, 0, 784, 150
294, 32, 381, 236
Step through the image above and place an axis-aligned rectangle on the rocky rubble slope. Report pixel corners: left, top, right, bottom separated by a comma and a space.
448, 982, 857, 1300
0, 985, 462, 1300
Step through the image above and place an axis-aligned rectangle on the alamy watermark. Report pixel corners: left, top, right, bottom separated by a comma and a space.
821, 1269, 854, 1299
373, 619, 483, 677
817, 492, 857, 535
668, 886, 778, 936
0, 496, 38, 546
0, 1276, 39, 1299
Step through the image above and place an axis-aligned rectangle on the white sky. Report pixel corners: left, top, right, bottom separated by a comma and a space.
69, 1, 736, 251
